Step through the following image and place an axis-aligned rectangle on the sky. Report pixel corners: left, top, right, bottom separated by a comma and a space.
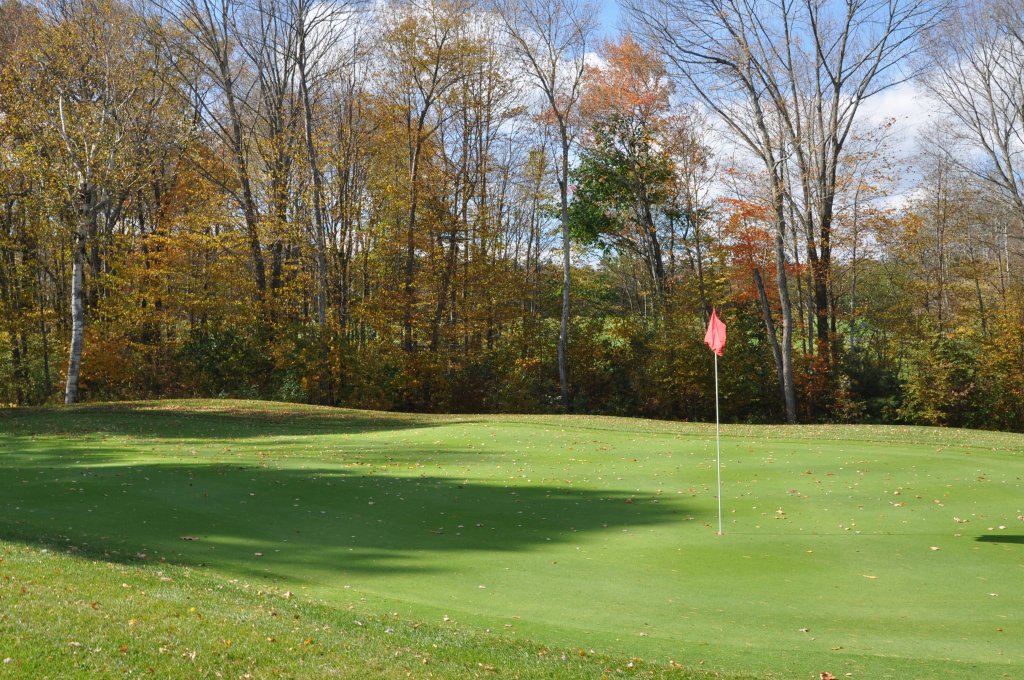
598, 0, 622, 37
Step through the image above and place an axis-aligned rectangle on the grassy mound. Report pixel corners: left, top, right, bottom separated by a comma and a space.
1, 400, 1021, 678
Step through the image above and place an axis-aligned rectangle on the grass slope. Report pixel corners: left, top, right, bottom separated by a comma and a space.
0, 541, 726, 679
1, 400, 1022, 679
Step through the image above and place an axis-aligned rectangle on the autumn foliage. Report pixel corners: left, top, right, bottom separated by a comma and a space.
1, 0, 1024, 429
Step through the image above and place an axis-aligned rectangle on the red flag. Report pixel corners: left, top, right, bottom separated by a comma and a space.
704, 308, 727, 357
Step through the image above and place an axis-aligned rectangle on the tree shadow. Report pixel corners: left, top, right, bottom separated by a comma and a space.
975, 535, 1024, 545
0, 401, 456, 440
0, 440, 691, 580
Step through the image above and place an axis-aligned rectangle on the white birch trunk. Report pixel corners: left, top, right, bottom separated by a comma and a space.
65, 229, 86, 404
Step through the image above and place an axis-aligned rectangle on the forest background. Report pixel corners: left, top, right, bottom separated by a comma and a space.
2, 0, 1023, 430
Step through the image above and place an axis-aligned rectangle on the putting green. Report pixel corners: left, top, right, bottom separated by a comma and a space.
1, 401, 1021, 678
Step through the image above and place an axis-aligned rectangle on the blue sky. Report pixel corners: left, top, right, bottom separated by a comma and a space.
598, 0, 622, 37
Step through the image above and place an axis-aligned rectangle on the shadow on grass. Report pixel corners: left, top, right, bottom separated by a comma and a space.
975, 535, 1024, 545
0, 401, 453, 440
0, 440, 690, 580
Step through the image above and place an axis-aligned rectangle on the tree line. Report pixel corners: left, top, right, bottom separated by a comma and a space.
1, 0, 1023, 430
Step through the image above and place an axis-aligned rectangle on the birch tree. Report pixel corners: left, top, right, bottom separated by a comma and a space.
492, 0, 597, 409
23, 0, 165, 403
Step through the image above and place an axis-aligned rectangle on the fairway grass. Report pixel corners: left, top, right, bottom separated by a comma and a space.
1, 400, 1021, 679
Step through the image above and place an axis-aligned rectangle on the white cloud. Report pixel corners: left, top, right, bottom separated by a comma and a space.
857, 81, 933, 158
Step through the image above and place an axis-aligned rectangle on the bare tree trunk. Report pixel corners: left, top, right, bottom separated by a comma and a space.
39, 286, 52, 397
693, 217, 709, 313
966, 217, 988, 335
295, 0, 329, 332
806, 268, 815, 357
65, 187, 89, 404
430, 237, 459, 352
754, 266, 785, 409
774, 216, 798, 423
361, 238, 370, 347
404, 140, 422, 352
849, 187, 860, 350
787, 240, 804, 355
640, 197, 667, 308
558, 134, 571, 409
339, 228, 353, 335
935, 169, 948, 335
221, 57, 267, 298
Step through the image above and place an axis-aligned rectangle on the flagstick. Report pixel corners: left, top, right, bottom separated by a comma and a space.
714, 352, 722, 536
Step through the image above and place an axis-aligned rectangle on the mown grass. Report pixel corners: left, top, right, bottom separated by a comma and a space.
1, 400, 1022, 679
1, 541, 734, 679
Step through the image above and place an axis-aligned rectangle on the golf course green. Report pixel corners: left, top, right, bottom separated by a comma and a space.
1, 400, 1021, 678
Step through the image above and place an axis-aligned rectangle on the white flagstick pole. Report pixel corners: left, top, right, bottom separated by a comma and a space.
715, 352, 722, 536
